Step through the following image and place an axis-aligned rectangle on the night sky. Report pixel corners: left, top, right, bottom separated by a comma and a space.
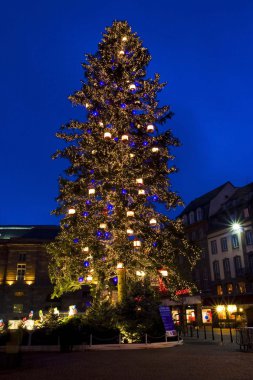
1, 0, 253, 225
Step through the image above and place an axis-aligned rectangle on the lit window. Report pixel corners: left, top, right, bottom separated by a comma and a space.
231, 234, 239, 249
217, 285, 223, 296
238, 282, 246, 294
13, 304, 23, 313
246, 230, 253, 245
16, 264, 26, 281
226, 283, 233, 294
211, 240, 217, 255
189, 211, 195, 224
220, 237, 228, 252
196, 208, 203, 221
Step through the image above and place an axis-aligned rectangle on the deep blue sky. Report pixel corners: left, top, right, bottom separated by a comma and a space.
1, 0, 253, 225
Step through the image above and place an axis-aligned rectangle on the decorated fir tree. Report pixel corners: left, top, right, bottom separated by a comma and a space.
48, 21, 199, 302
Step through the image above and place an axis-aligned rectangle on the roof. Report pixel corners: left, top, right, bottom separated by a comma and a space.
0, 225, 59, 242
181, 181, 233, 215
225, 181, 253, 202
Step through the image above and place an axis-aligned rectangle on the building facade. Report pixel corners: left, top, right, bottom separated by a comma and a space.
0, 226, 90, 322
181, 181, 253, 326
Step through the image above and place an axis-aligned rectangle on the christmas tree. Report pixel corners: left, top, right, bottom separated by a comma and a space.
48, 21, 199, 302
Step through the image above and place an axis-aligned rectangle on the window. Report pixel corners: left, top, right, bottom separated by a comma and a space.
246, 230, 253, 245
223, 258, 231, 279
226, 283, 233, 294
196, 208, 203, 221
234, 256, 243, 276
13, 304, 23, 313
18, 253, 26, 262
249, 254, 253, 274
14, 291, 24, 297
231, 234, 239, 249
16, 264, 26, 281
211, 240, 217, 255
213, 261, 220, 280
238, 282, 246, 294
202, 269, 209, 290
217, 285, 223, 296
244, 208, 249, 218
189, 211, 195, 224
220, 237, 228, 252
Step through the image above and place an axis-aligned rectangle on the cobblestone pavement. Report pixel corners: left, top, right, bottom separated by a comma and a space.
0, 339, 253, 380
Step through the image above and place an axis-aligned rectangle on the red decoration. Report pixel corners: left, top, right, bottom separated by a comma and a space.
175, 288, 190, 296
158, 277, 168, 294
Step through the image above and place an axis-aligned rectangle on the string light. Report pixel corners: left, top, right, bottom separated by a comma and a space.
152, 147, 159, 153
88, 188, 95, 195
104, 132, 112, 139
136, 178, 143, 185
138, 189, 145, 195
146, 124, 154, 133
149, 218, 157, 226
121, 134, 129, 142
68, 208, 76, 215
126, 211, 135, 217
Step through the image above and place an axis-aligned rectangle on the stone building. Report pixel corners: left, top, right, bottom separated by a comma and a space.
0, 225, 90, 322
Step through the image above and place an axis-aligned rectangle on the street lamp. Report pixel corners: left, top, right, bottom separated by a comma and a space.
231, 222, 243, 233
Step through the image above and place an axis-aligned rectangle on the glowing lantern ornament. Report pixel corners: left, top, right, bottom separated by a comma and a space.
152, 147, 159, 153
159, 269, 168, 277
136, 270, 145, 277
88, 188, 95, 195
147, 124, 154, 133
127, 210, 135, 217
119, 50, 125, 56
117, 262, 124, 269
130, 153, 135, 158
82, 246, 89, 253
104, 132, 112, 140
129, 84, 136, 91
68, 208, 76, 215
136, 178, 143, 185
149, 218, 157, 226
99, 223, 107, 229
86, 275, 93, 282
133, 239, 141, 248
99, 121, 104, 127
127, 228, 134, 235
138, 189, 145, 195
121, 134, 129, 142
122, 36, 127, 42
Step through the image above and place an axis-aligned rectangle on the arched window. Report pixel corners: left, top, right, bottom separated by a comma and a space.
182, 214, 188, 225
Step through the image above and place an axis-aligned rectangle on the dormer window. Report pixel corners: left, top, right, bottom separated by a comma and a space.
196, 208, 203, 222
189, 211, 195, 224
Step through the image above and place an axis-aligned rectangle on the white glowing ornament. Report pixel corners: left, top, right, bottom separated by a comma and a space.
104, 132, 112, 140
99, 121, 104, 127
126, 211, 135, 217
129, 84, 136, 91
117, 262, 124, 269
122, 36, 128, 42
99, 223, 107, 229
130, 153, 135, 158
85, 103, 91, 109
119, 50, 125, 55
133, 239, 141, 248
121, 134, 129, 142
127, 228, 134, 235
149, 218, 157, 226
86, 275, 93, 282
147, 124, 154, 133
151, 147, 159, 153
136, 178, 143, 185
136, 270, 145, 277
138, 189, 145, 195
82, 247, 89, 253
68, 208, 76, 215
88, 188, 95, 195
159, 269, 168, 277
